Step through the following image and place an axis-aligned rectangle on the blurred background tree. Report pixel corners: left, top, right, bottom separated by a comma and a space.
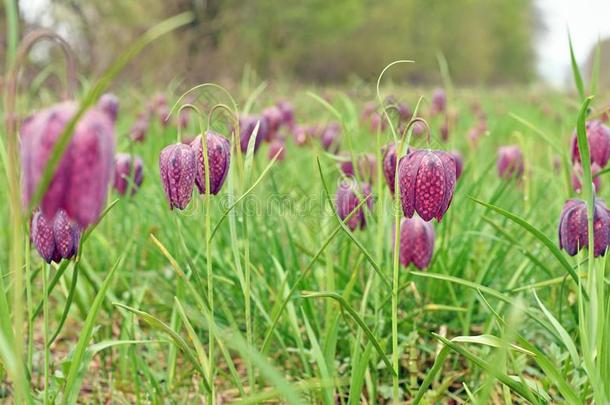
11, 0, 538, 86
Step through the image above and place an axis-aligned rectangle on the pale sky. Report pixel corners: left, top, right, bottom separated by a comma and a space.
18, 0, 610, 88
536, 0, 610, 87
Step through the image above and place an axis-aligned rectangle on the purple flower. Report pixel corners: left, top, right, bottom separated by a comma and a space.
262, 106, 283, 141
159, 143, 196, 209
114, 153, 144, 196
398, 149, 456, 222
20, 101, 116, 227
339, 153, 376, 183
558, 198, 610, 257
31, 209, 81, 263
292, 125, 308, 146
397, 103, 412, 122
276, 100, 295, 128
431, 88, 446, 115
572, 162, 601, 193
320, 122, 341, 152
190, 131, 231, 195
397, 216, 435, 269
497, 145, 524, 179
382, 144, 398, 194
450, 150, 463, 179
98, 93, 119, 122
130, 113, 149, 143
370, 112, 387, 133
153, 93, 170, 127
239, 115, 267, 153
571, 120, 610, 167
268, 139, 286, 161
335, 181, 373, 231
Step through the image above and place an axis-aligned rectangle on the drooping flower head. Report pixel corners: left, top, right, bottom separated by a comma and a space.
262, 106, 283, 141
398, 149, 456, 222
431, 88, 447, 115
335, 181, 373, 231
239, 115, 267, 153
570, 120, 610, 167
276, 100, 295, 128
114, 153, 144, 196
497, 145, 524, 179
159, 143, 196, 209
130, 112, 149, 143
268, 139, 286, 161
396, 216, 435, 269
20, 101, 116, 227
98, 93, 119, 122
339, 153, 377, 184
320, 122, 341, 152
190, 131, 230, 195
450, 150, 463, 179
31, 209, 81, 263
572, 162, 601, 193
558, 198, 610, 257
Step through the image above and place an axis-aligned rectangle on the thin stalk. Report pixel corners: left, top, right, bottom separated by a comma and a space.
42, 263, 50, 405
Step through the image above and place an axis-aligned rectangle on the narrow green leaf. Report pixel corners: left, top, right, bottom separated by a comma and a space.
569, 31, 585, 101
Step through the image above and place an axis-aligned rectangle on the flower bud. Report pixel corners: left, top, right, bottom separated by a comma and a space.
335, 181, 373, 231
558, 198, 610, 257
398, 149, 456, 222
190, 131, 231, 195
397, 216, 435, 269
159, 143, 196, 209
20, 101, 115, 227
114, 153, 144, 196
31, 209, 81, 263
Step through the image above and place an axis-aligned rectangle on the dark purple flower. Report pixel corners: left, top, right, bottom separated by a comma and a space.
398, 149, 456, 222
20, 101, 116, 227
190, 131, 231, 195
558, 198, 610, 257
339, 153, 376, 183
276, 100, 295, 128
571, 120, 610, 167
497, 145, 524, 179
320, 122, 341, 152
159, 143, 196, 209
114, 153, 144, 196
431, 88, 446, 115
31, 209, 81, 263
98, 93, 119, 122
335, 181, 373, 231
262, 106, 283, 140
572, 162, 601, 193
268, 139, 286, 161
397, 216, 435, 269
239, 115, 267, 153
450, 150, 463, 179
382, 144, 398, 194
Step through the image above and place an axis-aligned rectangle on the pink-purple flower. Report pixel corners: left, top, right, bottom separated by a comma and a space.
558, 198, 610, 257
190, 131, 231, 195
114, 153, 144, 196
397, 216, 435, 269
335, 181, 373, 231
159, 143, 196, 210
31, 209, 81, 263
497, 145, 524, 179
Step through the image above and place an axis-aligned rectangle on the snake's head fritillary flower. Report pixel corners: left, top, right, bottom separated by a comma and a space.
397, 103, 412, 123
130, 113, 149, 143
20, 101, 116, 227
572, 162, 601, 193
382, 144, 398, 194
291, 125, 308, 146
159, 143, 196, 209
268, 139, 286, 161
263, 106, 283, 141
431, 89, 447, 115
114, 153, 144, 196
570, 120, 610, 167
276, 100, 295, 128
31, 209, 81, 263
497, 145, 524, 180
558, 198, 610, 257
440, 119, 449, 142
239, 115, 267, 153
450, 150, 463, 179
339, 153, 376, 183
370, 112, 387, 133
320, 122, 341, 152
397, 216, 435, 269
398, 149, 456, 222
97, 93, 119, 122
190, 131, 231, 195
335, 181, 373, 231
